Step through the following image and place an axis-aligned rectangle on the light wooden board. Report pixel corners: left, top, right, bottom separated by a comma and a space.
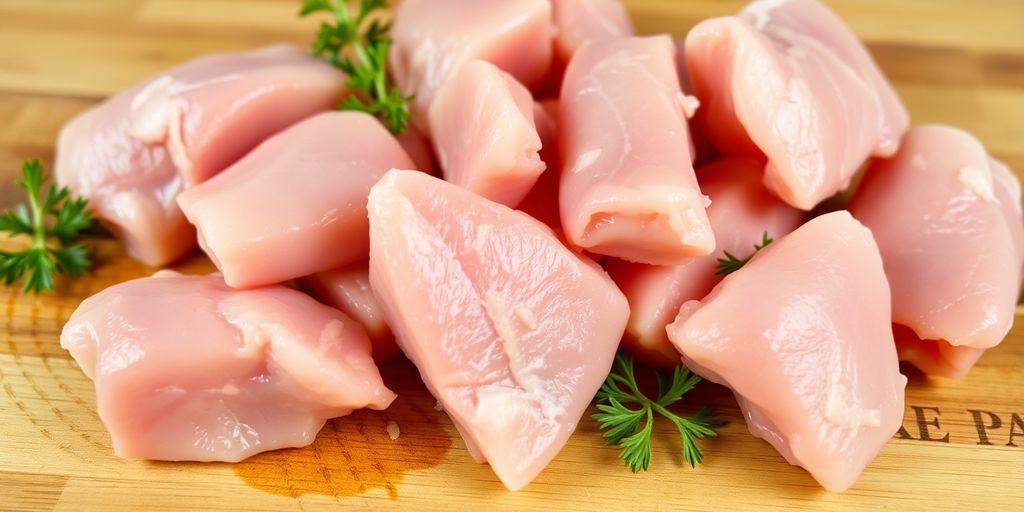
0, 1, 1022, 510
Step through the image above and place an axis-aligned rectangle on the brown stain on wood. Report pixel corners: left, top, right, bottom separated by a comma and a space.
0, 471, 69, 511
233, 359, 452, 500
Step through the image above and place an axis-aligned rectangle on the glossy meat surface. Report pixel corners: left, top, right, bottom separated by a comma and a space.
60, 271, 394, 462
55, 44, 345, 266
607, 157, 803, 367
666, 211, 906, 492
56, 84, 194, 266
559, 35, 713, 265
305, 260, 400, 364
390, 0, 552, 133
552, 0, 634, 62
128, 44, 345, 186
396, 123, 438, 177
368, 170, 628, 490
177, 112, 414, 289
850, 125, 1024, 378
685, 0, 909, 210
429, 60, 545, 207
517, 102, 562, 231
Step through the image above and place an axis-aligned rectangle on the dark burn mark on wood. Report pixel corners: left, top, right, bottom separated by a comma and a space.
900, 406, 1024, 447
908, 406, 950, 443
1008, 413, 1024, 448
968, 409, 1002, 445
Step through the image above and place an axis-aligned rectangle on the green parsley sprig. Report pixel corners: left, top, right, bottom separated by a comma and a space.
714, 231, 773, 277
300, 0, 411, 134
0, 160, 94, 292
594, 352, 723, 472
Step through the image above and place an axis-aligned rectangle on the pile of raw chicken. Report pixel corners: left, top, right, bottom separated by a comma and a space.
56, 0, 1023, 493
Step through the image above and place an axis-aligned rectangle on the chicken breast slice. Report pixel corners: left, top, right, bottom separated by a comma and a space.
607, 156, 803, 368
55, 86, 194, 266
55, 44, 346, 266
396, 123, 438, 177
390, 0, 552, 134
552, 0, 634, 62
685, 0, 909, 210
850, 125, 1024, 378
559, 35, 713, 265
429, 60, 545, 207
177, 112, 414, 289
127, 44, 346, 187
60, 271, 394, 462
368, 170, 628, 490
666, 211, 906, 492
517, 101, 563, 231
305, 260, 400, 364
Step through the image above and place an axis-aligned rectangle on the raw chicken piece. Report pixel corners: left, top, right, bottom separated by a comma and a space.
177, 112, 414, 289
367, 170, 628, 490
397, 124, 438, 177
55, 44, 346, 266
893, 325, 986, 380
390, 0, 552, 133
428, 60, 545, 207
552, 0, 634, 62
533, 0, 634, 99
305, 261, 400, 364
517, 102, 562, 231
684, 0, 909, 210
666, 211, 906, 493
60, 271, 395, 462
128, 44, 346, 186
559, 35, 713, 265
849, 125, 1024, 378
606, 157, 803, 368
673, 36, 715, 166
56, 86, 194, 266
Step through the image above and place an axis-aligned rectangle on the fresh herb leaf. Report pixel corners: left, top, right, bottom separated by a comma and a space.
300, 0, 412, 134
0, 160, 95, 292
594, 352, 723, 472
714, 231, 773, 277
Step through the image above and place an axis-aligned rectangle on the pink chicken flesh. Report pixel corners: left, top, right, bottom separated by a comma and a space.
396, 123, 438, 177
177, 112, 414, 289
56, 84, 194, 267
552, 0, 634, 62
59, 271, 395, 462
684, 0, 909, 210
517, 101, 562, 231
305, 261, 400, 364
55, 44, 345, 266
429, 60, 545, 207
390, 0, 552, 134
535, 0, 634, 99
127, 44, 346, 187
850, 125, 1024, 378
559, 35, 713, 265
666, 211, 907, 492
367, 170, 628, 490
607, 156, 803, 368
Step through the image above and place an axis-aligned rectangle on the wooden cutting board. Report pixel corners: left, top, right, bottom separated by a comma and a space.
1, 1, 1022, 510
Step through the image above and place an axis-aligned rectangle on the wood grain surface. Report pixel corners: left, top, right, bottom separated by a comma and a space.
1, 1, 1023, 511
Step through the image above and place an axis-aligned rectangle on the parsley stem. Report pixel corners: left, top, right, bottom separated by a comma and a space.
594, 352, 721, 471
26, 181, 45, 250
